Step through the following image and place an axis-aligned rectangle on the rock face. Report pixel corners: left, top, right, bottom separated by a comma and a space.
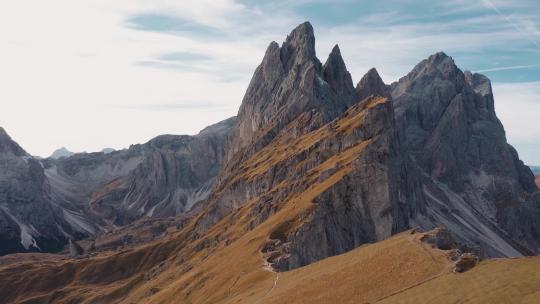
85, 117, 235, 225
356, 67, 390, 100
0, 118, 235, 255
391, 52, 540, 257
226, 22, 356, 159
68, 239, 84, 258
46, 117, 236, 226
0, 128, 90, 255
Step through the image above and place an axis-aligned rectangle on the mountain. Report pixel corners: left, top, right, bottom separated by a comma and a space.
391, 53, 540, 256
0, 117, 235, 255
530, 166, 540, 174
0, 128, 91, 255
100, 148, 115, 154
0, 22, 539, 303
49, 147, 75, 159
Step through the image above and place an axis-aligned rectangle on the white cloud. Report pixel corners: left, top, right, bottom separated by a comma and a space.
492, 82, 540, 143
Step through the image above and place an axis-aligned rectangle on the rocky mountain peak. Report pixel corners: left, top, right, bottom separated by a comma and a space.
280, 21, 317, 69
393, 52, 461, 94
323, 44, 355, 102
0, 127, 27, 156
464, 71, 493, 97
415, 51, 460, 80
355, 67, 389, 101
391, 51, 540, 256
227, 22, 340, 159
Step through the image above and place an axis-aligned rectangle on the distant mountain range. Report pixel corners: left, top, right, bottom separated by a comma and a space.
49, 147, 74, 159
0, 21, 539, 304
0, 117, 235, 255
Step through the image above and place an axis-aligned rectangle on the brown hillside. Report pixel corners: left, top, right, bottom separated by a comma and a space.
377, 256, 540, 304
535, 175, 539, 189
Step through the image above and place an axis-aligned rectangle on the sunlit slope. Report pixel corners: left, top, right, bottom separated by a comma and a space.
258, 231, 452, 304
132, 231, 453, 304
377, 257, 540, 304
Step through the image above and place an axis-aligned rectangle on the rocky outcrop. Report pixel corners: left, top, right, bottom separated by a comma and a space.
391, 52, 540, 257
356, 68, 390, 101
322, 45, 356, 105
454, 252, 479, 272
0, 128, 91, 255
68, 239, 84, 258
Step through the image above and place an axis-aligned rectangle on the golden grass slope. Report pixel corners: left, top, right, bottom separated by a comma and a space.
377, 256, 540, 304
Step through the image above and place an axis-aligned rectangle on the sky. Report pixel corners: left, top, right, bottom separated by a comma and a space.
0, 0, 539, 164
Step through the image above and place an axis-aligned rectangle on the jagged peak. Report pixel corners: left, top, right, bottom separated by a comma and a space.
330, 44, 341, 56
0, 126, 8, 138
323, 44, 344, 66
428, 51, 452, 63
391, 52, 463, 100
406, 51, 461, 82
0, 127, 28, 156
280, 21, 317, 70
464, 71, 493, 97
286, 21, 315, 44
356, 67, 389, 101
322, 44, 354, 100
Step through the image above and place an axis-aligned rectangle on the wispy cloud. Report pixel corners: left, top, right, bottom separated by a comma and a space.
117, 102, 230, 111
481, 0, 540, 49
158, 52, 211, 62
475, 63, 540, 72
125, 14, 225, 38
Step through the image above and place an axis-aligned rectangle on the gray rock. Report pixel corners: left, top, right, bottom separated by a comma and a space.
226, 22, 353, 160
194, 25, 540, 272
0, 127, 87, 255
193, 22, 409, 270
322, 44, 356, 105
355, 68, 390, 101
0, 117, 235, 255
391, 52, 540, 257
50, 117, 236, 226
68, 238, 84, 258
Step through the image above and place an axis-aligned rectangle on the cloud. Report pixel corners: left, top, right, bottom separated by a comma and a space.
118, 102, 229, 111
493, 81, 540, 142
492, 81, 540, 164
475, 64, 540, 72
481, 0, 540, 49
158, 52, 212, 62
125, 14, 224, 38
